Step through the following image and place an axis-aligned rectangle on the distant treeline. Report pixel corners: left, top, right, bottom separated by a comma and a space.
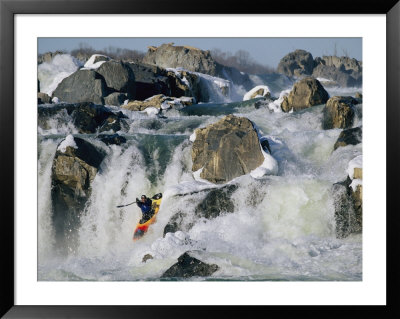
70, 43, 145, 62
211, 48, 275, 74
43, 43, 275, 74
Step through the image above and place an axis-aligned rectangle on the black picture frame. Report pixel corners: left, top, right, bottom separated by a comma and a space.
1, 0, 399, 317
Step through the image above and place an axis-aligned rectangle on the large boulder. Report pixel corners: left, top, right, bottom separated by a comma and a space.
143, 43, 252, 90
143, 43, 219, 76
192, 115, 264, 184
51, 136, 106, 250
96, 60, 136, 98
312, 64, 360, 87
333, 126, 362, 150
281, 77, 329, 112
323, 96, 359, 130
52, 69, 108, 105
277, 49, 314, 77
127, 62, 171, 100
161, 252, 219, 279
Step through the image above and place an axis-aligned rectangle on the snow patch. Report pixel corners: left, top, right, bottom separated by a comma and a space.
243, 85, 270, 101
347, 155, 362, 179
189, 132, 196, 142
350, 179, 362, 192
267, 88, 291, 113
82, 54, 109, 70
57, 135, 78, 153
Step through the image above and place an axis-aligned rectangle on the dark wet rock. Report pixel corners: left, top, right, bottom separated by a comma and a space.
195, 184, 238, 219
38, 102, 128, 134
163, 211, 190, 236
332, 176, 362, 238
71, 103, 127, 134
104, 92, 128, 106
51, 137, 106, 251
98, 133, 127, 145
281, 77, 329, 112
161, 252, 219, 279
38, 92, 52, 104
323, 96, 358, 130
52, 69, 108, 105
192, 115, 264, 184
96, 60, 136, 98
126, 62, 171, 100
277, 49, 315, 77
163, 184, 238, 236
142, 254, 154, 263
333, 126, 362, 150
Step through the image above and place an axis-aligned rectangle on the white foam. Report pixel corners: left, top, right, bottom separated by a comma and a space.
38, 54, 82, 96
347, 155, 362, 179
268, 88, 291, 113
250, 149, 279, 178
57, 134, 77, 153
243, 85, 270, 101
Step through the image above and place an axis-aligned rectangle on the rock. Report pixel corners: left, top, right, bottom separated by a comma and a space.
163, 184, 238, 236
332, 178, 358, 238
163, 211, 189, 236
104, 92, 128, 106
143, 43, 219, 76
38, 51, 64, 64
96, 60, 136, 98
38, 92, 52, 104
192, 115, 264, 184
143, 43, 252, 90
355, 92, 362, 99
195, 184, 238, 219
353, 167, 362, 180
277, 49, 314, 77
281, 77, 329, 112
51, 136, 106, 250
323, 96, 358, 130
333, 126, 362, 150
38, 102, 128, 134
243, 85, 271, 101
312, 56, 362, 87
52, 69, 108, 105
98, 133, 127, 145
161, 252, 219, 279
122, 94, 194, 111
71, 102, 127, 134
142, 254, 153, 263
127, 62, 171, 100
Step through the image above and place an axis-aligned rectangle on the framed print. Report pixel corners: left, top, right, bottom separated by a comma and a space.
1, 0, 399, 317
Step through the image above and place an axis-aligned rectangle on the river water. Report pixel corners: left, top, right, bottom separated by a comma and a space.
38, 58, 362, 281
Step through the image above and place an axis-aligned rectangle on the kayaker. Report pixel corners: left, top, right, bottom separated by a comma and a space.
136, 195, 154, 223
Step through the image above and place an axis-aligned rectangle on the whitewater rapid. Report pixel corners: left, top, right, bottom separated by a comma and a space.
38, 82, 362, 281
